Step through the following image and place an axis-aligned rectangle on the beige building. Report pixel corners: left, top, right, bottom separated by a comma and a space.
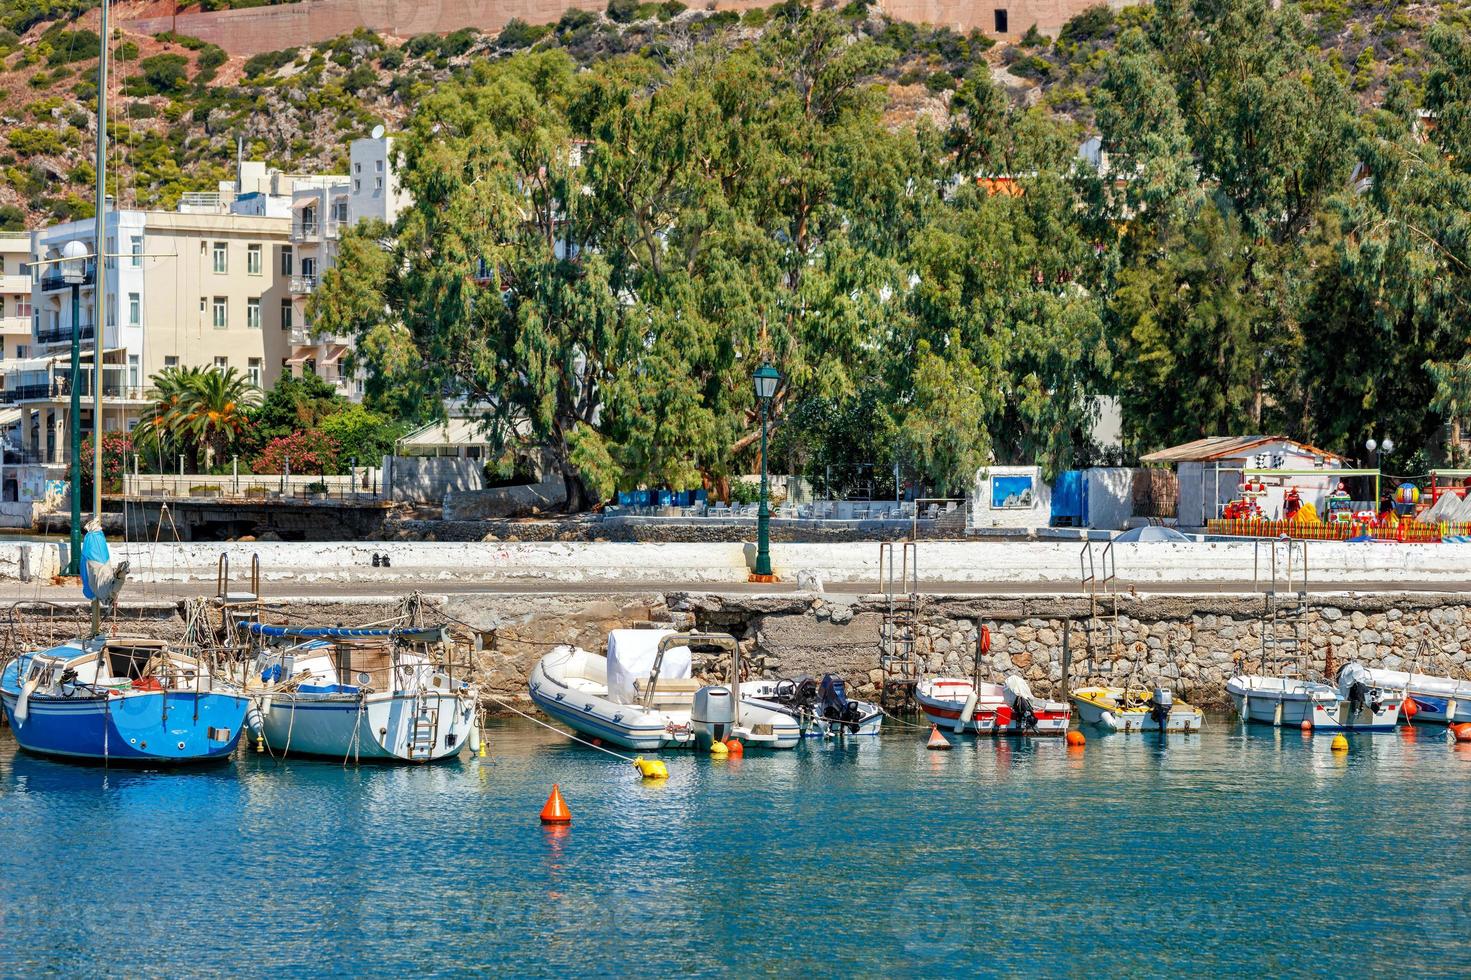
0, 232, 31, 361
15, 209, 294, 465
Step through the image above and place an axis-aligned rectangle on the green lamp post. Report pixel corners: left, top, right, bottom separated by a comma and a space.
751, 361, 780, 581
60, 240, 89, 577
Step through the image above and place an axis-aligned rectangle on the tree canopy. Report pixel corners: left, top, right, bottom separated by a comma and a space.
313, 2, 1471, 505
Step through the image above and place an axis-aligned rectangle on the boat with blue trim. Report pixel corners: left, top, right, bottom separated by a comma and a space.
1, 635, 249, 764
237, 621, 480, 763
1360, 666, 1471, 725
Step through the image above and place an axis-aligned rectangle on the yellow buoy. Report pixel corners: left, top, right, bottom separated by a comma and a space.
1331, 734, 1349, 752
710, 740, 729, 757
633, 757, 669, 779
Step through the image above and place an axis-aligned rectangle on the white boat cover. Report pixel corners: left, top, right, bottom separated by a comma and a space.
606, 629, 691, 703
1003, 675, 1034, 704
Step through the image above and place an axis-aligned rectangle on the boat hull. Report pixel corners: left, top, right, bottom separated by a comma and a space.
1070, 689, 1204, 733
1, 687, 248, 764
252, 691, 475, 762
1226, 677, 1402, 731
690, 702, 802, 751
916, 681, 1069, 737
1360, 668, 1471, 725
528, 677, 678, 751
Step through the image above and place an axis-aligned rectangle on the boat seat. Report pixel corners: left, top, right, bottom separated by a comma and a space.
633, 677, 703, 694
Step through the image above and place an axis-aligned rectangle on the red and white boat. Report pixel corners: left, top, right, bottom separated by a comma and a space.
916, 675, 1070, 737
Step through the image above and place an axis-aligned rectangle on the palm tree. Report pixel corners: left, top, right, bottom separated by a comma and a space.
177, 367, 262, 470
133, 365, 261, 472
133, 365, 208, 471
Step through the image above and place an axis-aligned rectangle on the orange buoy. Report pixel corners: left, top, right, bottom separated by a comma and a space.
1402, 699, 1418, 721
926, 725, 952, 751
1065, 730, 1086, 747
1300, 719, 1313, 734
725, 738, 744, 757
540, 784, 572, 825
1453, 723, 1471, 744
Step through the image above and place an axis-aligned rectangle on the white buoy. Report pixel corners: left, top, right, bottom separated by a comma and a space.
469, 725, 481, 754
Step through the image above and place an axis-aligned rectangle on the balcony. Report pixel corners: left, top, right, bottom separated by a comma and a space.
291, 219, 339, 243
290, 275, 318, 295
37, 265, 95, 292
4, 374, 139, 403
0, 272, 30, 295
34, 322, 96, 346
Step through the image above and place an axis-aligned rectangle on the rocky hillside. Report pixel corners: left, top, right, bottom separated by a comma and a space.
0, 0, 1460, 229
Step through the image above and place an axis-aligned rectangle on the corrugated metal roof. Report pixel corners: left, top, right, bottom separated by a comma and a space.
1140, 436, 1344, 464
397, 417, 492, 449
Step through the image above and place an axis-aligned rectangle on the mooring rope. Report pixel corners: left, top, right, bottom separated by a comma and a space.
483, 692, 642, 764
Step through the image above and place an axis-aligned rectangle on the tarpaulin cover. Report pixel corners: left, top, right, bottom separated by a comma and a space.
606, 629, 691, 703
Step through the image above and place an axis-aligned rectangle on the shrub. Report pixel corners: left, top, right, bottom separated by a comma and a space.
8, 126, 65, 155
439, 27, 479, 58
925, 70, 957, 91
1058, 5, 1116, 46
196, 44, 227, 71
558, 8, 597, 31
497, 18, 548, 48
657, 0, 686, 20
115, 40, 139, 61
607, 0, 639, 23
252, 430, 341, 475
242, 47, 295, 79
136, 53, 190, 93
0, 204, 25, 230
379, 48, 404, 69
44, 29, 100, 65
126, 101, 157, 119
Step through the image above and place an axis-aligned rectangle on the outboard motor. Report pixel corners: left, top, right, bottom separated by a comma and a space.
1338, 663, 1384, 717
1003, 675, 1038, 732
819, 674, 864, 733
692, 686, 735, 746
1149, 685, 1173, 728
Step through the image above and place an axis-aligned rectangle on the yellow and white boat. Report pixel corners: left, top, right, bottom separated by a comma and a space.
1070, 686, 1203, 733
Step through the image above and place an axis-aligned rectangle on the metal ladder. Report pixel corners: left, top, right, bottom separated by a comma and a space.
1255, 539, 1310, 676
1079, 539, 1119, 678
877, 540, 921, 711
407, 692, 438, 761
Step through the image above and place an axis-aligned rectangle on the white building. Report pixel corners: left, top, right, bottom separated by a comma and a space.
1141, 436, 1346, 527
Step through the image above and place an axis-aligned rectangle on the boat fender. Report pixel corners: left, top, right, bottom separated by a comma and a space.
633, 757, 669, 779
469, 725, 481, 755
14, 674, 40, 727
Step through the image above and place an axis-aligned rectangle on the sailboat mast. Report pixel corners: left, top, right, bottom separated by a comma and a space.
92, 0, 108, 522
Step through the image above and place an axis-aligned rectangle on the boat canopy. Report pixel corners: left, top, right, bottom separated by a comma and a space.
239, 623, 448, 643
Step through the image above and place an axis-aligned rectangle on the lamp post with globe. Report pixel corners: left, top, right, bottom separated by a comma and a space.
751, 362, 780, 582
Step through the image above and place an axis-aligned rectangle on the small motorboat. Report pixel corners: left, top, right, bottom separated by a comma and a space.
1226, 663, 1402, 731
1359, 666, 1471, 725
530, 630, 801, 751
916, 675, 1069, 736
240, 623, 479, 763
1070, 685, 1204, 733
744, 675, 883, 737
529, 632, 698, 750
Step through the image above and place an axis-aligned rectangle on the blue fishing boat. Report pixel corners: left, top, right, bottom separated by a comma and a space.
0, 0, 248, 764
0, 638, 248, 763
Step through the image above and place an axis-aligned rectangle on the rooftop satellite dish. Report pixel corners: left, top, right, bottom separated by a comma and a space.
371, 124, 385, 140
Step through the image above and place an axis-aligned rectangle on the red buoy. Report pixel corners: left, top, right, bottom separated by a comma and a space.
1402, 698, 1419, 721
540, 784, 572, 824
927, 725, 952, 751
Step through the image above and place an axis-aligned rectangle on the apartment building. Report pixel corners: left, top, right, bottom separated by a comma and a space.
15, 209, 293, 465
0, 232, 32, 361
282, 133, 406, 399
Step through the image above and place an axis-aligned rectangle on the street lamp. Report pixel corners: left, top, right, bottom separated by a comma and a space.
60, 240, 88, 576
751, 361, 780, 581
1366, 436, 1394, 504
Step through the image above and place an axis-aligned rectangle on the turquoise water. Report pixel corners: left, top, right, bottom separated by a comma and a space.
1, 717, 1468, 976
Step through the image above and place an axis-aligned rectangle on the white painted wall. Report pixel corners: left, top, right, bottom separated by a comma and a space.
3, 539, 1468, 588
973, 465, 1049, 529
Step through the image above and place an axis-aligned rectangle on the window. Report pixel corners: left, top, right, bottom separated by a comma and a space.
128, 354, 139, 388
993, 9, 1008, 32
130, 235, 142, 268
353, 179, 361, 193
354, 162, 361, 174
165, 355, 179, 368
247, 243, 262, 276
376, 159, 383, 172
247, 297, 261, 329
105, 297, 115, 328
374, 176, 383, 191
212, 242, 227, 273
302, 257, 316, 280
247, 357, 262, 387
16, 297, 29, 318
17, 344, 27, 358
280, 245, 293, 276
128, 293, 140, 326
0, 256, 5, 274
281, 299, 294, 331
213, 356, 228, 371
212, 297, 227, 329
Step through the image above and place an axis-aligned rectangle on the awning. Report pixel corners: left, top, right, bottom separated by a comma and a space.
285, 345, 315, 365
319, 343, 349, 366
239, 622, 448, 643
0, 407, 20, 427
1140, 435, 1344, 464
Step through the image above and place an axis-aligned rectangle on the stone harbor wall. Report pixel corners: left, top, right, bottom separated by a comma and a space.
9, 591, 1469, 712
